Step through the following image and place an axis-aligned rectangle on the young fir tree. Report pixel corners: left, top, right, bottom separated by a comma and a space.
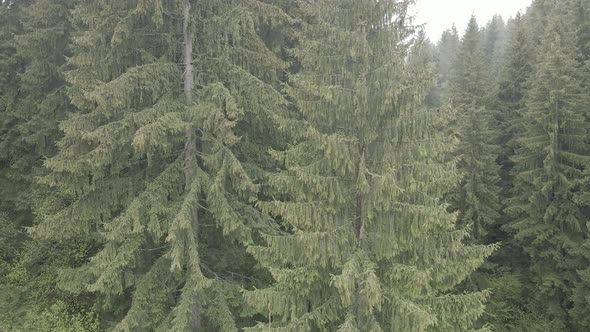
245, 1, 495, 331
449, 17, 491, 107
494, 12, 535, 269
507, 5, 589, 329
449, 17, 502, 242
32, 0, 290, 330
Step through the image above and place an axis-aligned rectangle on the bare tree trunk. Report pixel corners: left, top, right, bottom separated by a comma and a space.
182, 0, 201, 329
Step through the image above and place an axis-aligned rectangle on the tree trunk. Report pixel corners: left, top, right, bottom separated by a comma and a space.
355, 192, 365, 242
355, 150, 366, 244
182, 0, 201, 329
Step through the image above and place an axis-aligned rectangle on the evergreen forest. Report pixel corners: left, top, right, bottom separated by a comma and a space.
0, 0, 588, 331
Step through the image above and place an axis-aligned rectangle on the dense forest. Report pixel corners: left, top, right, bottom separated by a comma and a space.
0, 0, 588, 331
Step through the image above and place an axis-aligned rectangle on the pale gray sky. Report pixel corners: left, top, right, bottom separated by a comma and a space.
411, 0, 533, 42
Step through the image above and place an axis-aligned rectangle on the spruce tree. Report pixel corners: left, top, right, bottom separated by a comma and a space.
410, 32, 440, 108
245, 1, 494, 331
572, 0, 590, 59
475, 14, 537, 330
481, 15, 507, 81
453, 107, 502, 242
436, 25, 460, 99
0, 0, 24, 218
0, 1, 101, 329
450, 17, 491, 107
524, 0, 560, 49
561, 0, 590, 329
507, 5, 589, 329
32, 0, 290, 330
449, 17, 502, 242
0, 0, 74, 220
496, 13, 535, 189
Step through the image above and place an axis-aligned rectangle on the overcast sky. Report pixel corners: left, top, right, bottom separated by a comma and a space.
411, 0, 533, 42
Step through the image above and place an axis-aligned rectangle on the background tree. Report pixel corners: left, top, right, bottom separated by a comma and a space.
507, 4, 589, 329
0, 0, 73, 222
0, 1, 100, 330
495, 13, 535, 193
474, 13, 537, 330
569, 0, 590, 328
481, 14, 508, 82
436, 25, 460, 100
448, 16, 502, 242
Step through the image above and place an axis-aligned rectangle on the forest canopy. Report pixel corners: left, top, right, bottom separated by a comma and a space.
0, 0, 588, 331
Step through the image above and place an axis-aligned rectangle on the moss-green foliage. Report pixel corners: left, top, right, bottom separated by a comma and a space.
481, 15, 508, 83
439, 18, 505, 332
479, 268, 523, 329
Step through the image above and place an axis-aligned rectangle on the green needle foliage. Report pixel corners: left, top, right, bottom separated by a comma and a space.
481, 14, 507, 82
450, 17, 492, 107
0, 0, 74, 221
1, 0, 588, 330
30, 0, 290, 330
0, 1, 100, 330
448, 17, 502, 242
506, 3, 590, 329
437, 25, 460, 94
496, 13, 535, 190
245, 1, 494, 331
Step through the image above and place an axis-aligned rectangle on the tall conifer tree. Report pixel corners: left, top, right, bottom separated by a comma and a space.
496, 13, 535, 189
0, 0, 74, 220
507, 4, 589, 329
474, 14, 537, 329
449, 17, 502, 242
481, 15, 507, 81
569, 0, 590, 327
32, 0, 290, 330
245, 1, 494, 331
436, 25, 460, 99
0, 1, 103, 330
0, 1, 24, 217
